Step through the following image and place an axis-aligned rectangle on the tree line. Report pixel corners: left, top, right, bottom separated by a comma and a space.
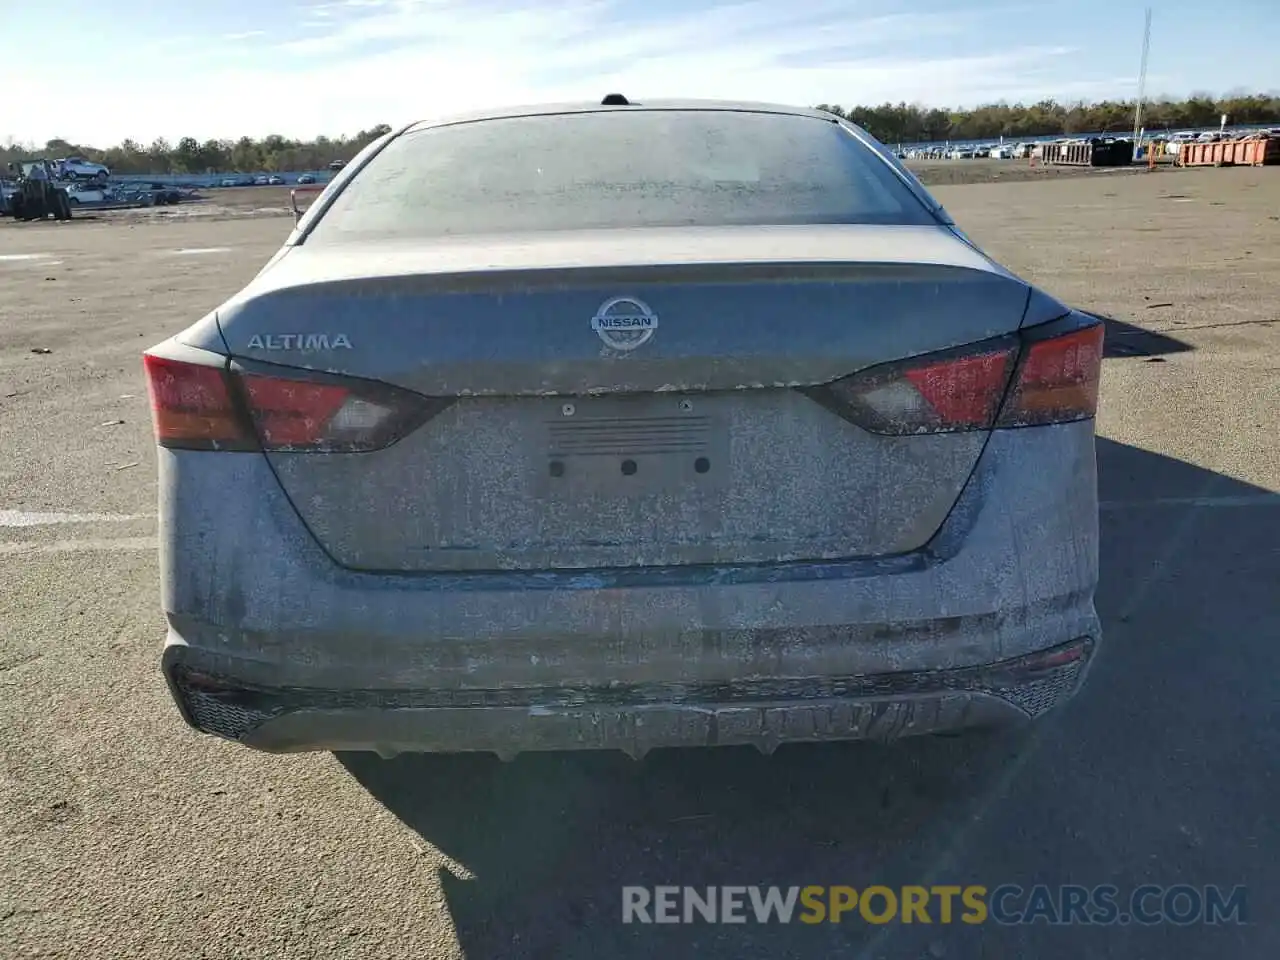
0, 126, 393, 176
815, 94, 1279, 144
2, 94, 1277, 174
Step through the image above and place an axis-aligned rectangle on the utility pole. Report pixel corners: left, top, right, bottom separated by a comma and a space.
1132, 7, 1153, 151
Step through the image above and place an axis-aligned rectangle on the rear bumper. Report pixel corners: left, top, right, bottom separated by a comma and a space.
164, 637, 1094, 758
157, 420, 1101, 756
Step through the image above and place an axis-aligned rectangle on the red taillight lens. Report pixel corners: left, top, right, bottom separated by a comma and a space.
903, 350, 1015, 428
995, 323, 1103, 427
804, 342, 1017, 435
143, 354, 254, 450
241, 375, 353, 447
801, 318, 1103, 435
240, 372, 431, 451
144, 354, 445, 452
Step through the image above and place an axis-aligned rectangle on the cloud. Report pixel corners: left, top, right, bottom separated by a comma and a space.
0, 0, 1131, 144
211, 0, 1069, 132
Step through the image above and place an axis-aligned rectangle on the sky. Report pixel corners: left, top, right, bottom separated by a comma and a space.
2, 0, 1276, 146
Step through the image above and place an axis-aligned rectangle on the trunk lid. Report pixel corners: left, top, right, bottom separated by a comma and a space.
219, 225, 1031, 572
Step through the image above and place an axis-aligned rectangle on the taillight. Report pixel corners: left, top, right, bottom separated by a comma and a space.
801, 318, 1103, 435
143, 353, 446, 452
994, 323, 1103, 427
802, 341, 1017, 435
143, 354, 255, 450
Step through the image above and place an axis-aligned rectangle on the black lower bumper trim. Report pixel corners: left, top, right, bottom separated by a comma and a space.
164, 638, 1094, 748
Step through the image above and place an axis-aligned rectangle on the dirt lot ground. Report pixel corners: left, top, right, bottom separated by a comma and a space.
2, 168, 1278, 960
908, 156, 1162, 186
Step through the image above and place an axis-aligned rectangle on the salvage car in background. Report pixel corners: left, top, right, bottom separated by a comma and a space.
144, 97, 1104, 759
64, 182, 111, 205
55, 156, 111, 182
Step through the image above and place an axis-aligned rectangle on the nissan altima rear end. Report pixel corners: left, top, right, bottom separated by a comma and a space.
144, 101, 1102, 758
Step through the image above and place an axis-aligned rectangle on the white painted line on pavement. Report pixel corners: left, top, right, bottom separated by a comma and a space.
0, 253, 54, 262
0, 537, 156, 556
170, 247, 232, 255
0, 510, 149, 528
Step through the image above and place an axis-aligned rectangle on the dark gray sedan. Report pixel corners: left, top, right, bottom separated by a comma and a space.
143, 98, 1103, 759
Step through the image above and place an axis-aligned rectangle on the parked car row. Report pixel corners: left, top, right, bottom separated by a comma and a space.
897, 142, 1037, 160
219, 175, 285, 187
217, 174, 315, 187
896, 127, 1280, 162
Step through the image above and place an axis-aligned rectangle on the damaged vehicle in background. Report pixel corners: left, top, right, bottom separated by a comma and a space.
64, 182, 112, 205
143, 97, 1104, 760
55, 156, 111, 182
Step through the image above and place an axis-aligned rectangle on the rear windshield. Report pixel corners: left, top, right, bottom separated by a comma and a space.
305, 110, 938, 242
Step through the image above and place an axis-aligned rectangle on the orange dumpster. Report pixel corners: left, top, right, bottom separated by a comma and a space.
1179, 141, 1228, 166
1237, 136, 1280, 166
1178, 135, 1279, 167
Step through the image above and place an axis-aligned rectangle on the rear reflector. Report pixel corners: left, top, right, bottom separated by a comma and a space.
1014, 638, 1091, 671
143, 353, 447, 452
802, 317, 1103, 435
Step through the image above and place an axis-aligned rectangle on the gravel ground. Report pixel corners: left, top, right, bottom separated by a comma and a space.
1, 167, 1278, 960
908, 156, 1156, 186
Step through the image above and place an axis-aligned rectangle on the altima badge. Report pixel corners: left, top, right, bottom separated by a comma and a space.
246, 333, 352, 350
591, 297, 658, 352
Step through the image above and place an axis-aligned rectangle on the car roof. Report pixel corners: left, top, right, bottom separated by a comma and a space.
402, 99, 838, 134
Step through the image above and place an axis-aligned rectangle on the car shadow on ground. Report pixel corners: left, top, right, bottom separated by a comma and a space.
1090, 311, 1193, 359
338, 437, 1279, 960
